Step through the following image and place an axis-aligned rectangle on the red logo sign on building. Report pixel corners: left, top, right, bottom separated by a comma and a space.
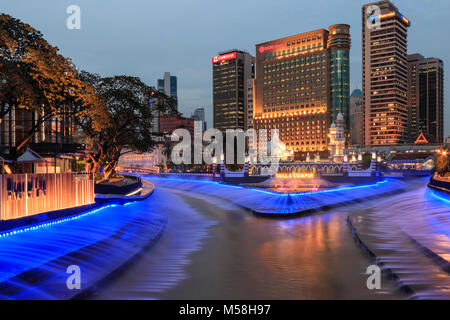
212, 52, 237, 64
259, 43, 283, 54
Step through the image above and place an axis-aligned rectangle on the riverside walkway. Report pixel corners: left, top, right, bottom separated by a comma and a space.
0, 182, 164, 300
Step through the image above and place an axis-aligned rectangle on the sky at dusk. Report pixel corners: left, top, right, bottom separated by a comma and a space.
2, 0, 449, 137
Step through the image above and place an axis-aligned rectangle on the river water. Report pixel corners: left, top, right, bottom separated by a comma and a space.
92, 178, 448, 300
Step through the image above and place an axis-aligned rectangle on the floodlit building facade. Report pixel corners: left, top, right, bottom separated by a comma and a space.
253, 25, 350, 158
362, 0, 410, 146
212, 50, 255, 132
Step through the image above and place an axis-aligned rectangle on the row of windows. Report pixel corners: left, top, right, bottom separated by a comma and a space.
263, 94, 327, 108
287, 34, 322, 45
263, 55, 327, 72
264, 80, 327, 93
265, 64, 326, 76
263, 103, 326, 112
263, 91, 327, 106
264, 43, 324, 61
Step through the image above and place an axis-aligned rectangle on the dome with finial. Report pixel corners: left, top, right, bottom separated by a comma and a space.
351, 89, 362, 97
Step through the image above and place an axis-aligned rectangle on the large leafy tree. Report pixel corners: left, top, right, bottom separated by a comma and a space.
435, 144, 450, 177
77, 72, 176, 180
0, 14, 98, 156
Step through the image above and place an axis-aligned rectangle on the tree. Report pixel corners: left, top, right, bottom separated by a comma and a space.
0, 14, 98, 156
76, 72, 176, 180
361, 152, 372, 170
435, 145, 450, 177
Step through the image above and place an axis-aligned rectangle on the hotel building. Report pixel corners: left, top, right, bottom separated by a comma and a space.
407, 54, 444, 144
253, 25, 350, 156
212, 50, 255, 132
362, 0, 410, 146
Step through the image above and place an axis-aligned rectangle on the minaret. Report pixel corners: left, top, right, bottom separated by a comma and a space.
329, 113, 346, 162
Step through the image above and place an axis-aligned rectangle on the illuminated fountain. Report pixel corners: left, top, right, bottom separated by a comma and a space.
147, 176, 404, 216
252, 172, 337, 194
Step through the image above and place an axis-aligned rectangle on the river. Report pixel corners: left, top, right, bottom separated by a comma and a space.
91, 177, 448, 300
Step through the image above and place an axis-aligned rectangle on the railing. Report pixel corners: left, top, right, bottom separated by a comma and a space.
0, 173, 95, 221
117, 166, 159, 174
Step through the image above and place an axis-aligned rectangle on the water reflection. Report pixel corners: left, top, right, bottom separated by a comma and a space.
97, 184, 401, 300
97, 176, 448, 300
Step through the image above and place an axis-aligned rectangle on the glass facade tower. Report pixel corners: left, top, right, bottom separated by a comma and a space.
328, 24, 351, 132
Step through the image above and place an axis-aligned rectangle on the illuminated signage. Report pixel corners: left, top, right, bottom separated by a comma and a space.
259, 43, 283, 53
379, 11, 395, 19
368, 10, 410, 26
212, 52, 237, 63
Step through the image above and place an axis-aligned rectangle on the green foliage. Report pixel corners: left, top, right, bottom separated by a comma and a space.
77, 72, 176, 180
1, 13, 176, 178
361, 152, 372, 170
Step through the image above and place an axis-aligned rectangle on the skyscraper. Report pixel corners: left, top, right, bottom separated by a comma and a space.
246, 79, 255, 130
192, 107, 207, 131
253, 25, 350, 156
407, 53, 422, 143
408, 54, 444, 143
212, 50, 255, 132
362, 0, 410, 146
328, 24, 351, 130
349, 89, 364, 147
157, 72, 178, 109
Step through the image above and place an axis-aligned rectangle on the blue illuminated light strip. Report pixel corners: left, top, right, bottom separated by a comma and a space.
289, 179, 388, 196
145, 177, 279, 195
146, 176, 389, 196
430, 189, 450, 204
0, 204, 117, 240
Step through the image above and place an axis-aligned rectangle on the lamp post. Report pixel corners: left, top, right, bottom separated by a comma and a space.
220, 153, 225, 179
212, 157, 217, 179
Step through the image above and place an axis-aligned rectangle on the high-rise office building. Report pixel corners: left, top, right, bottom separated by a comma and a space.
253, 25, 350, 156
328, 24, 351, 130
349, 89, 364, 147
362, 0, 410, 146
246, 79, 255, 130
154, 72, 178, 133
407, 53, 421, 143
212, 50, 255, 132
157, 72, 178, 108
407, 54, 444, 143
192, 107, 207, 131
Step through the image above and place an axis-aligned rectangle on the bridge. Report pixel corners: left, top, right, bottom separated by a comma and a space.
250, 161, 363, 175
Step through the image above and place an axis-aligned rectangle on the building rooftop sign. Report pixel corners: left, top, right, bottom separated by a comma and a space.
368, 10, 410, 26
258, 43, 283, 53
212, 51, 237, 64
